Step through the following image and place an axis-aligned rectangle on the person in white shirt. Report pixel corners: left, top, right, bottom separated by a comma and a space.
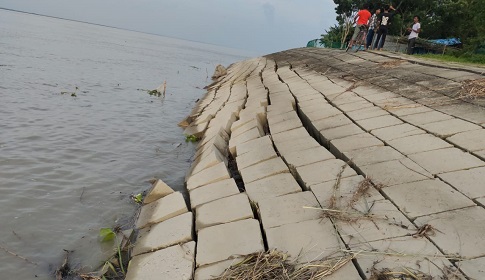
407, 16, 421, 55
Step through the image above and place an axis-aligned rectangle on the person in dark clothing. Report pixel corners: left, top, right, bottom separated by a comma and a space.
366, 8, 381, 49
373, 5, 396, 50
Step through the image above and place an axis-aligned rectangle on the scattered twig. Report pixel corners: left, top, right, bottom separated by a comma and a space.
0, 243, 37, 266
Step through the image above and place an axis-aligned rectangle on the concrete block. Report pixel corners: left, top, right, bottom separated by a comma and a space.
239, 157, 289, 184
388, 134, 452, 155
300, 105, 341, 120
143, 179, 174, 204
310, 175, 383, 209
133, 212, 193, 256
296, 159, 357, 189
136, 192, 188, 229
447, 129, 485, 152
438, 167, 485, 199
228, 127, 263, 156
414, 206, 485, 258
385, 103, 434, 117
313, 114, 353, 131
401, 111, 453, 126
383, 179, 474, 219
125, 242, 195, 280
230, 118, 264, 139
236, 142, 277, 169
190, 146, 227, 176
266, 219, 342, 263
338, 100, 376, 112
337, 200, 415, 245
359, 158, 432, 187
346, 106, 389, 121
457, 257, 485, 280
245, 173, 301, 204
409, 148, 485, 175
371, 123, 425, 142
282, 146, 335, 167
194, 258, 244, 280
266, 102, 295, 115
356, 115, 403, 131
330, 133, 384, 157
363, 91, 400, 102
318, 123, 364, 143
196, 219, 264, 266
184, 122, 209, 139
420, 119, 481, 137
269, 118, 303, 134
330, 91, 365, 105
352, 238, 452, 280
345, 146, 405, 168
195, 193, 253, 231
267, 110, 299, 126
271, 127, 309, 143
186, 162, 230, 191
310, 81, 345, 96
235, 135, 273, 157
189, 178, 240, 209
258, 192, 321, 229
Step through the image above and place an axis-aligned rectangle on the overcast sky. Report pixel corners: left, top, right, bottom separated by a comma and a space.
0, 0, 337, 55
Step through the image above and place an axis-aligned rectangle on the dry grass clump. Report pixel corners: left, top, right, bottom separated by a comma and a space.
213, 250, 355, 280
369, 267, 433, 280
460, 78, 485, 100
379, 60, 406, 69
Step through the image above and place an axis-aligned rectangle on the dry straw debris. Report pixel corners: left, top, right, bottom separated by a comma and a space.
460, 78, 485, 100
379, 60, 406, 69
213, 250, 356, 280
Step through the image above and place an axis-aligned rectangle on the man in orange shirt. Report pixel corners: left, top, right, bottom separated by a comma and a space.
348, 3, 371, 49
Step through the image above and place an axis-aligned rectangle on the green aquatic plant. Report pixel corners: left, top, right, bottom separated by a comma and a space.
133, 193, 143, 204
99, 228, 116, 242
185, 134, 199, 142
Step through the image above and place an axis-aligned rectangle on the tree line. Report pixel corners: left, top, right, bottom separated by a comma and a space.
321, 0, 485, 54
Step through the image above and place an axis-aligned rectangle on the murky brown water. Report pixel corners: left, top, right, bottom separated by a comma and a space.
0, 9, 252, 279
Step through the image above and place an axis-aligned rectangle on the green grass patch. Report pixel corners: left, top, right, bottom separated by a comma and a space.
415, 53, 485, 65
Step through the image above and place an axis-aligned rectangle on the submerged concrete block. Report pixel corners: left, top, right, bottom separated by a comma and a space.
189, 178, 240, 209
125, 242, 195, 280
258, 192, 321, 229
136, 192, 188, 229
143, 179, 174, 204
133, 212, 193, 256
195, 193, 253, 231
196, 219, 264, 266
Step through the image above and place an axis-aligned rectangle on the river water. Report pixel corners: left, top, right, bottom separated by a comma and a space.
0, 9, 252, 279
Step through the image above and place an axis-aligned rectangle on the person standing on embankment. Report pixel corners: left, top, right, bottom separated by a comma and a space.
407, 16, 421, 55
373, 5, 396, 50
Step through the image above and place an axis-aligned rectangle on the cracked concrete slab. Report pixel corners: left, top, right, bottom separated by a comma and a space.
408, 147, 485, 174
414, 206, 485, 258
258, 191, 321, 229
383, 179, 474, 219
387, 133, 452, 155
438, 167, 485, 199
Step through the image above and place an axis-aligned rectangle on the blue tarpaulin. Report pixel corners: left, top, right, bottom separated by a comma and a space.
428, 38, 462, 46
